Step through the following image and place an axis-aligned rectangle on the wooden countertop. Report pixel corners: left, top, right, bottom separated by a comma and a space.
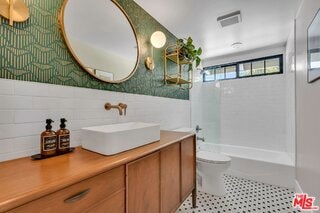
0, 130, 194, 212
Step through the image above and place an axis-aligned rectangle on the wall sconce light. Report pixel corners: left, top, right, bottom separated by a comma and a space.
0, 0, 29, 26
145, 31, 166, 71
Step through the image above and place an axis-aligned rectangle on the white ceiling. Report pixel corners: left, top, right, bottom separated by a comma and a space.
134, 0, 302, 60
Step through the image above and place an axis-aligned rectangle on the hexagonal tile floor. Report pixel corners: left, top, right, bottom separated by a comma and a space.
177, 175, 301, 213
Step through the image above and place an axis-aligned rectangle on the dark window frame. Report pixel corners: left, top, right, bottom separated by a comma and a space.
203, 54, 283, 82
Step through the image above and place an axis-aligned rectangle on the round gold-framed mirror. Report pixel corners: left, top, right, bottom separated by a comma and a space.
60, 0, 139, 83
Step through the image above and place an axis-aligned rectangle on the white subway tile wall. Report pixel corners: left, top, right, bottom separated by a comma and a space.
193, 46, 294, 153
0, 79, 191, 162
219, 75, 287, 151
191, 71, 289, 152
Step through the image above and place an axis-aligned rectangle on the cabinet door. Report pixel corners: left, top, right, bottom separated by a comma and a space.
160, 143, 180, 213
127, 152, 160, 213
180, 136, 196, 201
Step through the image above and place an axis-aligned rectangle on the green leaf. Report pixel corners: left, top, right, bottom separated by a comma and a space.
197, 48, 202, 55
176, 36, 202, 68
187, 37, 193, 45
196, 57, 201, 67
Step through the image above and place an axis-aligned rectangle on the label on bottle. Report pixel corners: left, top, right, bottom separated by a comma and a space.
59, 134, 70, 149
43, 136, 57, 151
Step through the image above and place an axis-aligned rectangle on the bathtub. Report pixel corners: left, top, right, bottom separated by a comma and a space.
198, 142, 295, 189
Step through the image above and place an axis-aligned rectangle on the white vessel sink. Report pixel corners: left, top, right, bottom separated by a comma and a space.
80, 122, 160, 155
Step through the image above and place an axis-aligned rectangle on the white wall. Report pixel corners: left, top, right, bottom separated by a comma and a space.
295, 0, 320, 200
285, 22, 296, 163
0, 78, 190, 162
192, 46, 296, 153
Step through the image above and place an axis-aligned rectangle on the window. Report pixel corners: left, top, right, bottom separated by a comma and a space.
203, 54, 283, 82
225, 66, 236, 79
203, 65, 236, 81
310, 51, 320, 69
215, 67, 225, 80
252, 60, 264, 75
239, 62, 251, 77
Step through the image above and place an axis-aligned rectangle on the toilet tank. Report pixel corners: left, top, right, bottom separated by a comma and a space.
172, 127, 194, 133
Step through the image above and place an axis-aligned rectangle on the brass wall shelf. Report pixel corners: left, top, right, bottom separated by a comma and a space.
164, 44, 193, 89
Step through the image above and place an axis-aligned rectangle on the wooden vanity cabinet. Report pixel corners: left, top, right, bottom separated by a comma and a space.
1, 132, 195, 213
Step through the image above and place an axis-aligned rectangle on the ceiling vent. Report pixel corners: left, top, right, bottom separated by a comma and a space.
217, 11, 241, 28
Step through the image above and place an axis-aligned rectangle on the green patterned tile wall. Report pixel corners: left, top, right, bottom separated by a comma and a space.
0, 0, 189, 100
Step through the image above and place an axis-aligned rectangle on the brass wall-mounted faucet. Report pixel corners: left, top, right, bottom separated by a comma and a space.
104, 102, 127, 116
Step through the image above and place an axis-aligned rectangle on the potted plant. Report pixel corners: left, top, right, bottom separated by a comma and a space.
177, 37, 202, 71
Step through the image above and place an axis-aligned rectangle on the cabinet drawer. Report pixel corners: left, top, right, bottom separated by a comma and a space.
9, 166, 125, 213
84, 189, 125, 213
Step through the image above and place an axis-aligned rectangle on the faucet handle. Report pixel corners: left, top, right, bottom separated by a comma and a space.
196, 136, 205, 142
195, 125, 202, 133
119, 103, 127, 116
104, 102, 112, 110
122, 104, 127, 116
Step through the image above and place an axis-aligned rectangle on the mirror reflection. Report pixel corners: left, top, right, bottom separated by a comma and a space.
61, 0, 139, 83
308, 9, 320, 83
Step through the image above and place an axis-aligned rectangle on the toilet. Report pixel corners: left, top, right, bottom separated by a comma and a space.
173, 127, 231, 196
196, 150, 231, 196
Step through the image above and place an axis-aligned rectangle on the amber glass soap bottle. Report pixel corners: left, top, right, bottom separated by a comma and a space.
41, 119, 57, 157
56, 118, 70, 153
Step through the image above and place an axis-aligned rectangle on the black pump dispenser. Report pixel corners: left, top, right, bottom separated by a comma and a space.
41, 119, 57, 156
60, 118, 67, 129
57, 118, 70, 152
46, 119, 53, 130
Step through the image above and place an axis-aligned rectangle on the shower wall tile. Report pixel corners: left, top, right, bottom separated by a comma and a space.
220, 75, 287, 151
193, 46, 294, 152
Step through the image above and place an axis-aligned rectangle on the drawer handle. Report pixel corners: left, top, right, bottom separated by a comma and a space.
64, 188, 90, 203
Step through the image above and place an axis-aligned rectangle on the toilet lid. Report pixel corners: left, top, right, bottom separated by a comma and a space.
197, 151, 231, 164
